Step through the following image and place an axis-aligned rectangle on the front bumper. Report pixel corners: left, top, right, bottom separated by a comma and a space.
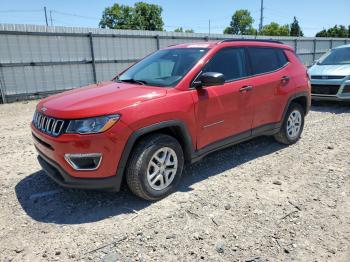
31, 119, 133, 191
311, 94, 350, 101
37, 150, 121, 191
311, 76, 350, 101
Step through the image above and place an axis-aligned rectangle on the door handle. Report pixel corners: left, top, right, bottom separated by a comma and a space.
281, 76, 290, 84
239, 85, 253, 93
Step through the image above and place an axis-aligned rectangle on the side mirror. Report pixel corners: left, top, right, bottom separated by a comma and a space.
193, 72, 225, 88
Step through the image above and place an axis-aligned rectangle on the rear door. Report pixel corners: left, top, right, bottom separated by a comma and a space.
246, 47, 293, 129
191, 47, 255, 149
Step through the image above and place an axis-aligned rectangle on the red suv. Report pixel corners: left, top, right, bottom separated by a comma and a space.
32, 39, 311, 200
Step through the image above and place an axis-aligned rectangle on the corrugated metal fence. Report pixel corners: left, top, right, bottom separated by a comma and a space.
0, 23, 349, 103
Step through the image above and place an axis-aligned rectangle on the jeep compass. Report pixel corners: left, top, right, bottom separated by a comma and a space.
32, 39, 311, 200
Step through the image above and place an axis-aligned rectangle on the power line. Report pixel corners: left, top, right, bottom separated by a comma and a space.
163, 24, 226, 30
263, 9, 329, 32
264, 7, 324, 24
0, 9, 42, 13
51, 10, 99, 21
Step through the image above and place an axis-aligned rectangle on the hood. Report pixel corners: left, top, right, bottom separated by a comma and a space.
37, 81, 167, 119
308, 64, 350, 77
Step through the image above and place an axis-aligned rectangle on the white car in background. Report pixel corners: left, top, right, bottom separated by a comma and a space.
308, 44, 350, 101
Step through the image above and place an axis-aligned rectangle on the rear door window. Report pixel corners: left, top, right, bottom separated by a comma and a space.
247, 47, 287, 75
202, 47, 248, 82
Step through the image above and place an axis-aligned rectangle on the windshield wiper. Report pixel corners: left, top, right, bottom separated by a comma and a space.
115, 77, 147, 85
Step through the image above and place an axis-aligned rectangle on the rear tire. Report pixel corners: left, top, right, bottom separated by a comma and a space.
274, 103, 305, 145
126, 134, 184, 201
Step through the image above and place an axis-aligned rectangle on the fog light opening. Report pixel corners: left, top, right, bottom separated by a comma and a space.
64, 153, 102, 171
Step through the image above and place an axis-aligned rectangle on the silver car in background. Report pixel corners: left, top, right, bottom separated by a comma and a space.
308, 44, 350, 101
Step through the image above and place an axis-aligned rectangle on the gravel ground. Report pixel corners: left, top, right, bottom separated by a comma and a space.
0, 100, 349, 262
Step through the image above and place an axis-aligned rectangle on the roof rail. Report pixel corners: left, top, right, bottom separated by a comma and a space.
220, 39, 283, 44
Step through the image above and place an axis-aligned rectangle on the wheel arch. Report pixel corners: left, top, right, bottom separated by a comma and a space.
282, 92, 310, 121
115, 120, 194, 189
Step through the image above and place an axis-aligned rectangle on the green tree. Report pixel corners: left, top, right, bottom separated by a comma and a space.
99, 2, 164, 31
223, 9, 255, 35
133, 2, 164, 31
332, 25, 348, 37
99, 4, 134, 29
174, 27, 194, 33
348, 25, 350, 38
315, 25, 349, 38
290, 17, 304, 37
223, 27, 234, 34
315, 29, 328, 37
174, 27, 183, 32
260, 22, 290, 36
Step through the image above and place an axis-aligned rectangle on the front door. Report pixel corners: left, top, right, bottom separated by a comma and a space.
191, 47, 254, 149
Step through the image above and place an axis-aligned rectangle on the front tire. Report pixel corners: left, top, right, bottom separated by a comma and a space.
274, 103, 305, 145
126, 134, 184, 201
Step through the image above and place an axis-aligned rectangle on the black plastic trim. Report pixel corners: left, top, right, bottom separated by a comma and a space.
32, 133, 54, 150
37, 148, 121, 191
282, 91, 310, 118
114, 120, 194, 186
191, 122, 281, 163
191, 130, 251, 162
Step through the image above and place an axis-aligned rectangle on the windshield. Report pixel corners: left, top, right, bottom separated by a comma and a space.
117, 48, 208, 87
318, 47, 350, 65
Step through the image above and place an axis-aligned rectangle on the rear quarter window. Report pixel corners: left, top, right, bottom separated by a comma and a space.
276, 49, 289, 67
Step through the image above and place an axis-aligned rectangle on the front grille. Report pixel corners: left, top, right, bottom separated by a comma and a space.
311, 75, 345, 80
311, 85, 340, 95
343, 85, 350, 94
33, 111, 65, 137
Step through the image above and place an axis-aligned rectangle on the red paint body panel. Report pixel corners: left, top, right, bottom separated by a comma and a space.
249, 64, 295, 128
37, 81, 167, 119
31, 40, 310, 186
190, 77, 255, 148
32, 120, 132, 178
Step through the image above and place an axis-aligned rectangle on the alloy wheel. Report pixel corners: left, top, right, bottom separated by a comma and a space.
287, 110, 302, 139
146, 147, 178, 191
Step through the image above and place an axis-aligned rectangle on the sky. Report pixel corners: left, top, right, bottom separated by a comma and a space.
0, 0, 349, 37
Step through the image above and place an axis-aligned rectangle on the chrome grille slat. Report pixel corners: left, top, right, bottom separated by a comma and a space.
41, 116, 47, 131
45, 118, 52, 134
37, 114, 42, 129
32, 111, 65, 137
52, 120, 64, 136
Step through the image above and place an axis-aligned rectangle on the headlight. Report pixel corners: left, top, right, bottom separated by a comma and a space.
66, 114, 120, 134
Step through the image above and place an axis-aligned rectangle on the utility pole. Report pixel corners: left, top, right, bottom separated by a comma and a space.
50, 10, 53, 26
208, 19, 211, 38
44, 6, 48, 26
259, 0, 264, 32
